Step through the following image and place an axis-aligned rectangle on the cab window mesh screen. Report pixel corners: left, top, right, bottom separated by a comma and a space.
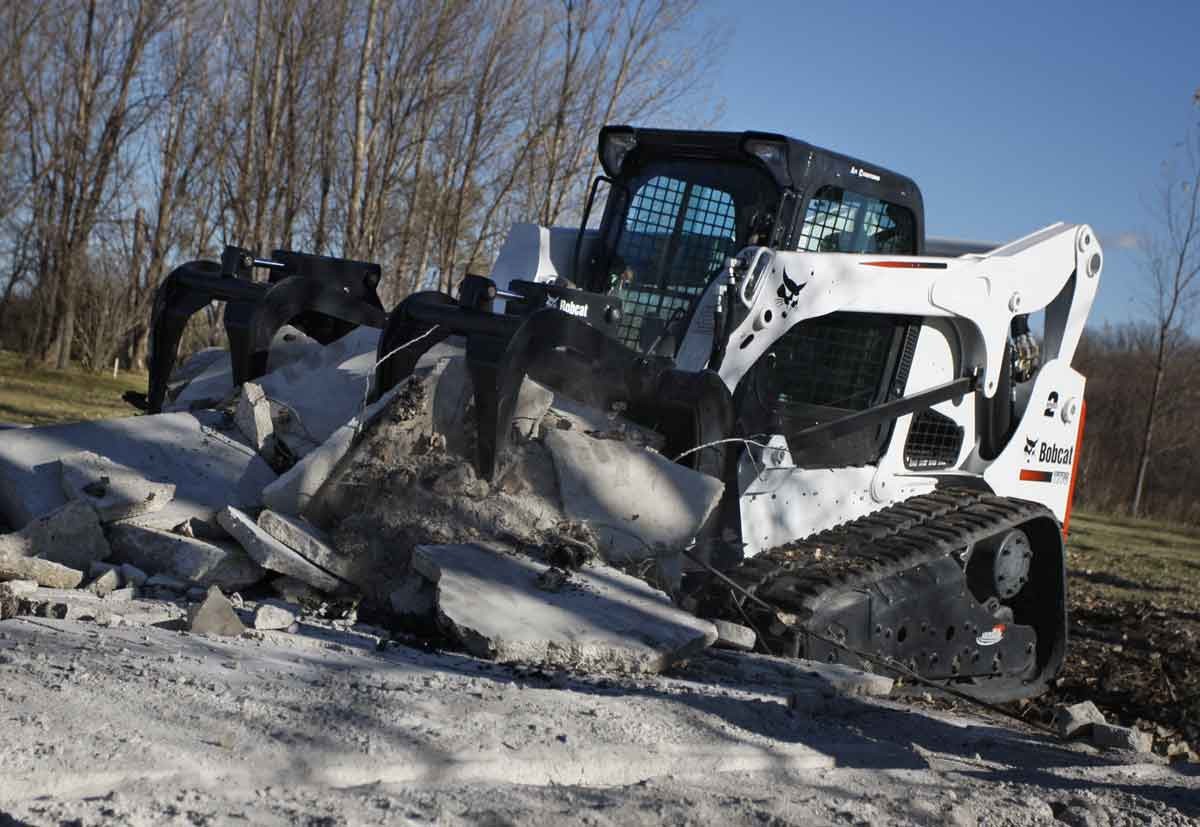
769, 317, 894, 412
797, 186, 914, 254
612, 176, 736, 351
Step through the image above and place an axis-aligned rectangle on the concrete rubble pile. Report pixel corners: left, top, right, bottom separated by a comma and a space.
0, 324, 730, 676
0, 324, 1173, 757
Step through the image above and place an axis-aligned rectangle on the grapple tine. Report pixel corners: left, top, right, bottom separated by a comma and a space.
142, 260, 266, 413
249, 277, 388, 380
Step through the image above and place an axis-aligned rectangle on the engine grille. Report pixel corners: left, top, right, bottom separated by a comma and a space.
904, 409, 964, 470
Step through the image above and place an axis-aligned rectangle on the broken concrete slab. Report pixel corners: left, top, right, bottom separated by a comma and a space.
145, 573, 188, 592
268, 575, 325, 605
544, 396, 666, 451
118, 563, 148, 587
710, 619, 757, 652
167, 326, 322, 411
234, 382, 274, 451
388, 573, 437, 623
86, 567, 122, 597
104, 586, 135, 602
0, 552, 84, 589
1091, 723, 1153, 753
107, 523, 264, 591
693, 649, 895, 698
414, 543, 717, 672
0, 582, 19, 619
217, 507, 343, 593
253, 327, 380, 448
2, 579, 37, 597
260, 384, 406, 517
543, 428, 724, 562
1053, 700, 1107, 738
0, 410, 277, 531
253, 601, 297, 631
428, 356, 554, 450
0, 501, 110, 570
58, 451, 176, 522
186, 586, 246, 636
256, 510, 355, 581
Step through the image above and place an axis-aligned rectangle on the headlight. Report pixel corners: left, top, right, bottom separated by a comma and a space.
743, 137, 790, 185
599, 128, 637, 176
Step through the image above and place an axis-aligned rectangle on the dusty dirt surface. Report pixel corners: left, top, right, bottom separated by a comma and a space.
2, 614, 1198, 826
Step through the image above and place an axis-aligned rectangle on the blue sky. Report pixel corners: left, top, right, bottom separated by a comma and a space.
699, 0, 1199, 328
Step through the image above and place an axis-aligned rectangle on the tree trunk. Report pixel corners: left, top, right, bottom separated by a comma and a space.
1131, 333, 1168, 516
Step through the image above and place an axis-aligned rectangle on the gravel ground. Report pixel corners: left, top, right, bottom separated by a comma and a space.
1, 614, 1197, 826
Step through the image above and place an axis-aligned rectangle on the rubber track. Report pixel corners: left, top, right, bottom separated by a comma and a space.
708, 489, 1058, 641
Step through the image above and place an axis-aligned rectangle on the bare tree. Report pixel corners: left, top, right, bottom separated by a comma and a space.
1130, 119, 1200, 516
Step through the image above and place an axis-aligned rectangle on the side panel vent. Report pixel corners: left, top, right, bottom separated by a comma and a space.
904, 409, 964, 470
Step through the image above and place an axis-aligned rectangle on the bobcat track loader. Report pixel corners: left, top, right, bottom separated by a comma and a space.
146, 126, 1101, 702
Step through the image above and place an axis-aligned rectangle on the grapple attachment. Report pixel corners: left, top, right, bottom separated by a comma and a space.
371, 276, 735, 483
130, 246, 387, 413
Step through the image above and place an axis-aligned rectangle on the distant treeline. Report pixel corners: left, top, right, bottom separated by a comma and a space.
1074, 323, 1200, 524
0, 0, 714, 373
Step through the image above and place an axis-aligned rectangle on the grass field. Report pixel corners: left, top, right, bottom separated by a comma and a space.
1068, 510, 1200, 609
0, 349, 146, 425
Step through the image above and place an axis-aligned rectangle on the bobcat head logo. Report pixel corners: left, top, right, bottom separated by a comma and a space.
775, 268, 805, 313
1024, 437, 1038, 459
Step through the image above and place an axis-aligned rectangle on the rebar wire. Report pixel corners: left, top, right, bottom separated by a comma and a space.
672, 437, 777, 463
677, 544, 1061, 738
355, 324, 443, 434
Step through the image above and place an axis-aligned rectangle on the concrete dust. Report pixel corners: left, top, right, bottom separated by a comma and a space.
312, 372, 565, 608
1, 615, 1196, 826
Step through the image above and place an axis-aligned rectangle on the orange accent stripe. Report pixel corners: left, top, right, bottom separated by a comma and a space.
1020, 469, 1052, 482
1062, 401, 1087, 538
862, 261, 938, 269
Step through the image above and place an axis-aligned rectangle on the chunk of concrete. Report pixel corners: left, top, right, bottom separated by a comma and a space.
429, 356, 554, 450
1053, 700, 1107, 738
58, 451, 176, 522
187, 586, 246, 636
256, 510, 354, 580
217, 507, 343, 593
234, 382, 274, 451
118, 563, 148, 587
253, 601, 297, 631
145, 573, 188, 592
0, 582, 20, 619
16, 587, 131, 622
388, 573, 437, 623
0, 501, 110, 570
0, 552, 84, 589
710, 619, 757, 652
413, 543, 717, 672
0, 411, 277, 530
268, 575, 326, 604
260, 384, 404, 516
167, 327, 321, 411
254, 327, 380, 448
104, 586, 135, 602
86, 567, 122, 597
2, 579, 37, 597
1091, 723, 1153, 753
696, 649, 895, 697
107, 523, 264, 591
543, 429, 724, 562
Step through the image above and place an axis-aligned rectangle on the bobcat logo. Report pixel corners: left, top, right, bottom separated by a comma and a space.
1024, 437, 1038, 459
775, 269, 805, 313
